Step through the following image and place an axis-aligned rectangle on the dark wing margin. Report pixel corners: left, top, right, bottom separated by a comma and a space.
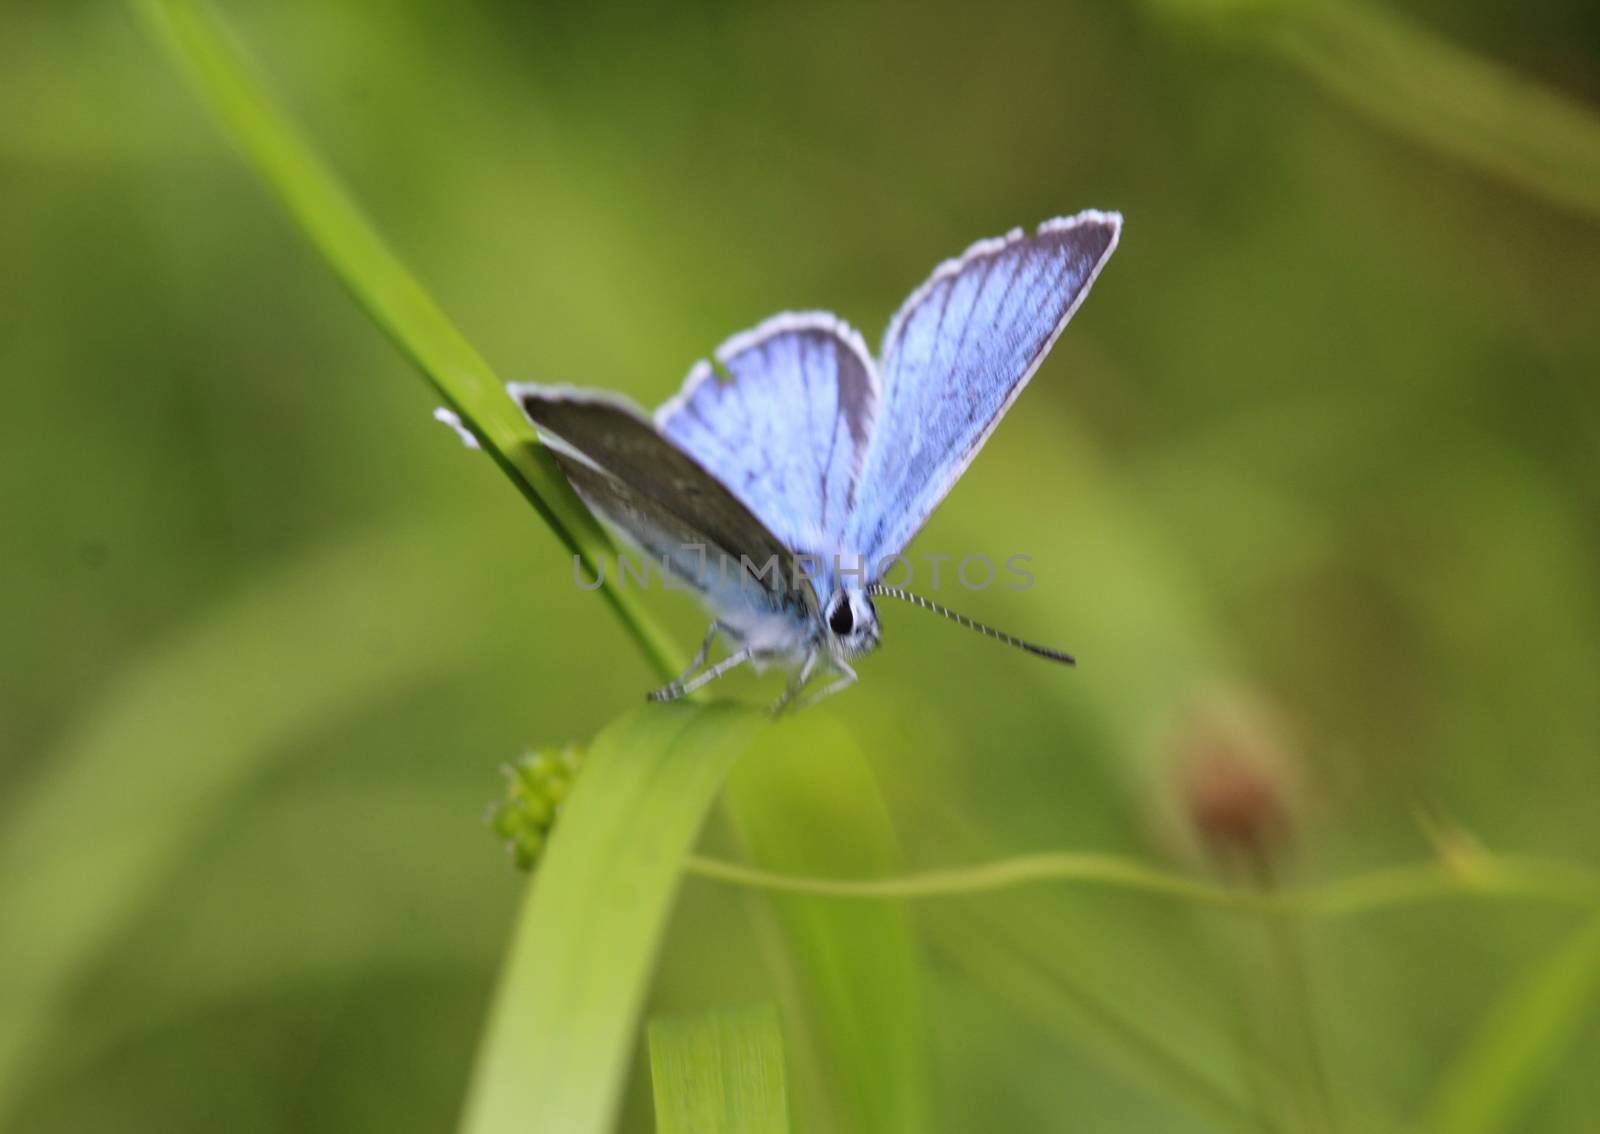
510, 384, 818, 617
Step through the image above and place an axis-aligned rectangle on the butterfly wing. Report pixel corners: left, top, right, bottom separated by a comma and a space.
847, 211, 1121, 566
655, 312, 879, 562
510, 385, 819, 620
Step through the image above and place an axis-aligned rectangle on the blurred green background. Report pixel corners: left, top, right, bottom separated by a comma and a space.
4, 0, 1599, 1131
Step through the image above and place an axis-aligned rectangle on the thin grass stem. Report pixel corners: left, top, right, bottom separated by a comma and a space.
684, 850, 1600, 920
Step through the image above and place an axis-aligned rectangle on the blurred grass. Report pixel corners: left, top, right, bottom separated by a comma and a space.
0, 519, 492, 1122
4, 0, 1600, 1130
1160, 0, 1600, 222
933, 907, 1257, 1131
1425, 913, 1600, 1134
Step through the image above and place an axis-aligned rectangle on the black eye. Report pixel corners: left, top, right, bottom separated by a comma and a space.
828, 598, 854, 636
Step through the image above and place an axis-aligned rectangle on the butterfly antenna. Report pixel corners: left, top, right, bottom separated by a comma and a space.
866, 585, 1076, 666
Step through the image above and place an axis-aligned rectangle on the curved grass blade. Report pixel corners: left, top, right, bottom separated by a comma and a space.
720, 714, 929, 1134
460, 703, 767, 1134
649, 1003, 790, 1134
128, 0, 679, 678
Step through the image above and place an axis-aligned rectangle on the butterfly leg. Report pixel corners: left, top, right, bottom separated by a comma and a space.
646, 621, 728, 702
792, 658, 858, 712
682, 620, 726, 676
767, 649, 821, 717
647, 644, 753, 703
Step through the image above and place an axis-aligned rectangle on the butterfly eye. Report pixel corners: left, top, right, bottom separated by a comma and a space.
828, 598, 854, 636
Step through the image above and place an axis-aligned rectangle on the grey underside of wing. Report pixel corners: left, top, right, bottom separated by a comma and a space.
846, 213, 1121, 565
656, 314, 878, 564
518, 391, 816, 618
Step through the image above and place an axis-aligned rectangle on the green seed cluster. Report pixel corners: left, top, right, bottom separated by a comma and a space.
489, 744, 585, 871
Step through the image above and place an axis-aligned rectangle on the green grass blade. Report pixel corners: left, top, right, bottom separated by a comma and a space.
649, 1003, 791, 1134
127, 0, 679, 678
459, 704, 767, 1134
1423, 913, 1600, 1134
720, 715, 929, 1134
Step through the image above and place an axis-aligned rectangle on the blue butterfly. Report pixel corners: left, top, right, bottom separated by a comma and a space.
511, 211, 1122, 712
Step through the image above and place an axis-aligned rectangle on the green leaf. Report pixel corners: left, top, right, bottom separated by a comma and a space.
459, 703, 767, 1134
1423, 913, 1600, 1134
127, 0, 680, 680
649, 1003, 791, 1134
720, 714, 929, 1134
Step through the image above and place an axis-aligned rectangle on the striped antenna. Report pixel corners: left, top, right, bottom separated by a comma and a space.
866, 585, 1076, 666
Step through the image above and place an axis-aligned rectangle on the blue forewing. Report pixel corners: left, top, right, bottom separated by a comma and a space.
846, 211, 1121, 565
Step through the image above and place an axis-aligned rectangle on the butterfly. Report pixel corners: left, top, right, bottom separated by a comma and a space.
510, 210, 1121, 712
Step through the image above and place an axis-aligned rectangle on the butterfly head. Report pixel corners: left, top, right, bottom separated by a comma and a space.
823, 588, 880, 659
